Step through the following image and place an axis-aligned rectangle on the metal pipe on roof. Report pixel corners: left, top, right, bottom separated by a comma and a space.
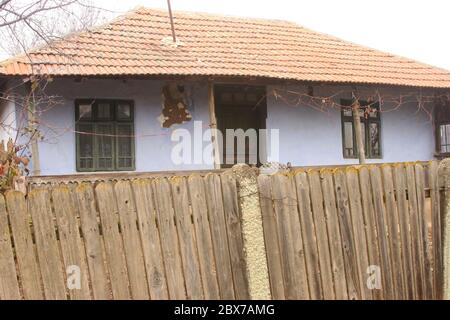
166, 0, 177, 43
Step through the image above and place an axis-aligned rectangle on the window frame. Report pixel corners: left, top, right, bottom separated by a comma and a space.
75, 99, 135, 172
434, 102, 450, 158
340, 99, 382, 159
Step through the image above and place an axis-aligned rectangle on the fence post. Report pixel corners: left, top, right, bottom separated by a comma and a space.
232, 164, 271, 299
439, 158, 450, 300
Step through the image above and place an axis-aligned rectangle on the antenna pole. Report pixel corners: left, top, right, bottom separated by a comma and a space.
167, 0, 177, 43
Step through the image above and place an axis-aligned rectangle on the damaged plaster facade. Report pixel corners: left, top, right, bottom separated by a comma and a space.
1, 77, 437, 176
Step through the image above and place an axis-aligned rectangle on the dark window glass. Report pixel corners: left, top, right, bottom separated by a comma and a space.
75, 100, 134, 171
435, 103, 450, 155
78, 104, 92, 120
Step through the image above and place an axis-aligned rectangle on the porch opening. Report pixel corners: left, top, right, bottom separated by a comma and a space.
214, 84, 267, 168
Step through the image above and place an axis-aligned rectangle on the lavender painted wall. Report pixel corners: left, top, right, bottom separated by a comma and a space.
266, 85, 435, 166
26, 78, 436, 175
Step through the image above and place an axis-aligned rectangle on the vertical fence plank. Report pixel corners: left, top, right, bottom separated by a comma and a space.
187, 175, 220, 299
294, 171, 323, 299
415, 163, 433, 299
308, 170, 335, 299
52, 186, 91, 300
95, 182, 130, 300
320, 169, 348, 300
27, 189, 67, 300
222, 172, 250, 300
257, 174, 284, 300
131, 179, 169, 299
358, 167, 383, 300
346, 167, 372, 300
428, 160, 442, 299
169, 176, 204, 299
153, 178, 187, 299
6, 191, 43, 299
392, 164, 416, 300
272, 173, 309, 299
381, 165, 405, 300
405, 164, 425, 299
369, 166, 395, 300
0, 194, 20, 299
204, 173, 235, 299
114, 181, 150, 300
75, 183, 110, 300
334, 170, 359, 300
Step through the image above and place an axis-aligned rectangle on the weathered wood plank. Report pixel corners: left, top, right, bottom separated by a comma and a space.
415, 163, 433, 299
392, 164, 416, 300
52, 186, 91, 300
405, 164, 425, 299
153, 178, 187, 299
369, 166, 395, 299
333, 170, 359, 300
114, 180, 150, 300
358, 167, 383, 300
95, 182, 130, 299
308, 170, 335, 299
320, 169, 348, 300
221, 172, 250, 300
345, 167, 372, 300
0, 194, 20, 300
186, 175, 220, 299
294, 171, 323, 299
272, 173, 309, 299
131, 179, 169, 300
204, 173, 235, 299
27, 188, 67, 299
169, 176, 204, 299
380, 165, 404, 300
5, 191, 43, 299
75, 183, 110, 300
428, 160, 442, 299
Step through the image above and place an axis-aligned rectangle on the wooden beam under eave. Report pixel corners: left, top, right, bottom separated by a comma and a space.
208, 83, 221, 169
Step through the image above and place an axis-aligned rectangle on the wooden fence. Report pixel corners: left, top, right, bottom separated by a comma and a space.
0, 161, 445, 299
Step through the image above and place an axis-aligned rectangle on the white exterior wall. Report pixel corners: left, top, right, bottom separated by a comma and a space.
37, 78, 214, 175
266, 84, 435, 166
24, 78, 437, 175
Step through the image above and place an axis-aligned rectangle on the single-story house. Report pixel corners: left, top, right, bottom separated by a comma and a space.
1, 7, 450, 176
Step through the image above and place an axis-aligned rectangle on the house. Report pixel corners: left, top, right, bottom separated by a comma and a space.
1, 7, 450, 176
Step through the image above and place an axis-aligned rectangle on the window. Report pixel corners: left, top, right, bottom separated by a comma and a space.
435, 103, 450, 156
75, 99, 135, 171
341, 100, 381, 159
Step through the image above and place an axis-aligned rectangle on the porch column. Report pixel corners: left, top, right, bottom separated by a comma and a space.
208, 83, 221, 169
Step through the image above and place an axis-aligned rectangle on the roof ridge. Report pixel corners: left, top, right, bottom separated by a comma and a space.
135, 6, 299, 27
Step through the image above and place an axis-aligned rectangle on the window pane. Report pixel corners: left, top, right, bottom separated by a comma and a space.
97, 103, 112, 120
117, 124, 134, 169
343, 121, 354, 157
78, 104, 92, 120
117, 103, 132, 120
369, 106, 379, 118
343, 108, 352, 117
77, 124, 94, 169
370, 122, 380, 156
96, 124, 114, 170
440, 124, 450, 153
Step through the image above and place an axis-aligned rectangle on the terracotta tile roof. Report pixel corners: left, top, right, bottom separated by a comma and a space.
1, 7, 450, 88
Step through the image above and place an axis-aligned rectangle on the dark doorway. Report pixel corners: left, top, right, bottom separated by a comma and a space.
214, 84, 267, 168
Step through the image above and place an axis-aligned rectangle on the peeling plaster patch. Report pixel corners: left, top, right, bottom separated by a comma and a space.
160, 83, 192, 128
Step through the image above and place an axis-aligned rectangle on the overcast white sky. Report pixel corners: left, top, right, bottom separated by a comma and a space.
3, 0, 450, 70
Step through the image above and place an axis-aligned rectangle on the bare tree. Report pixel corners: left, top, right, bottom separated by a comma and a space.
0, 0, 106, 55
0, 0, 106, 189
